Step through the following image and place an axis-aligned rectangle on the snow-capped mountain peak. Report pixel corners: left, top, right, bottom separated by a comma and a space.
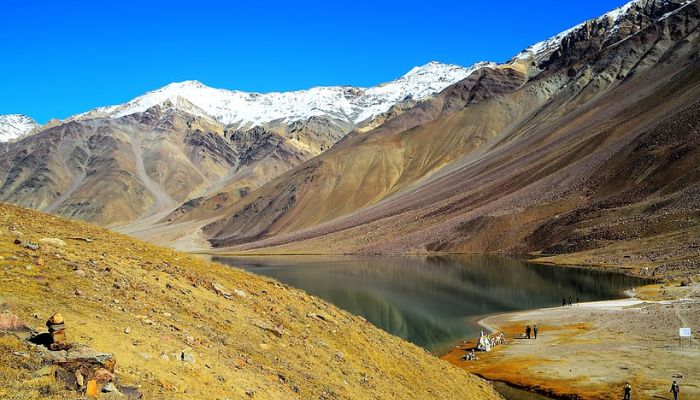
77, 61, 488, 129
511, 0, 694, 66
0, 114, 39, 142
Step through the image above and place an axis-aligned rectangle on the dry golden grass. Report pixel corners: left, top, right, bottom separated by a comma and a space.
0, 203, 500, 399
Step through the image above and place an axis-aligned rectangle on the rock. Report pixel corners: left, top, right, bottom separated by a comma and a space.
32, 365, 57, 378
46, 314, 68, 348
75, 370, 85, 387
184, 334, 195, 346
74, 269, 87, 277
212, 282, 232, 299
94, 368, 114, 383
118, 384, 143, 399
234, 289, 247, 298
14, 239, 39, 250
102, 382, 118, 393
180, 351, 195, 363
232, 357, 247, 369
251, 319, 284, 337
47, 344, 116, 373
0, 312, 26, 331
69, 236, 93, 243
47, 313, 64, 325
74, 289, 82, 296
25, 265, 33, 270
39, 238, 67, 248
124, 326, 131, 334
307, 312, 334, 323
158, 377, 176, 391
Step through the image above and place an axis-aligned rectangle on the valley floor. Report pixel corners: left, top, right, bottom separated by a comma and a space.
442, 282, 700, 400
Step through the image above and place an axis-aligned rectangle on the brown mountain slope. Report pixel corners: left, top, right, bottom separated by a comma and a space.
204, 0, 700, 277
0, 202, 500, 399
202, 64, 531, 246
0, 105, 332, 229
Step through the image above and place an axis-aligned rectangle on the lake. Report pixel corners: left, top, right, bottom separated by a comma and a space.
212, 255, 651, 353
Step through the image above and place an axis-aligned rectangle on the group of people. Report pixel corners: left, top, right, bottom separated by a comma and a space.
462, 349, 478, 361
562, 295, 580, 307
460, 331, 506, 361
622, 381, 681, 400
476, 331, 505, 351
525, 324, 539, 339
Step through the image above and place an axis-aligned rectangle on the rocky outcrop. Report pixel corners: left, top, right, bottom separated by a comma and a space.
25, 314, 142, 399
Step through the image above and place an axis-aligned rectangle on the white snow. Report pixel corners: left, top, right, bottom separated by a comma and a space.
511, 0, 693, 65
0, 114, 39, 142
76, 61, 490, 128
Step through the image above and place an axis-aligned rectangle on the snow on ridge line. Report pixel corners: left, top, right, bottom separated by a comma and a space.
0, 114, 39, 143
511, 0, 693, 64
79, 61, 490, 127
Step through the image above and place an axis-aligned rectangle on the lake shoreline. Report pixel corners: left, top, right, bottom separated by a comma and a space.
441, 279, 700, 399
210, 253, 697, 399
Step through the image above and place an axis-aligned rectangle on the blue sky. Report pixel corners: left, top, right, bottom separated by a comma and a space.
1, 0, 629, 123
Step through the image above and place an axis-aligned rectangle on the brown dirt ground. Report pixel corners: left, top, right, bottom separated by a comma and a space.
442, 283, 700, 400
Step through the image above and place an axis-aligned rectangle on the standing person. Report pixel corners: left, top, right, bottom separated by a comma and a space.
533, 324, 538, 339
670, 381, 680, 400
525, 325, 531, 339
563, 297, 566, 307
569, 296, 573, 306
623, 382, 631, 400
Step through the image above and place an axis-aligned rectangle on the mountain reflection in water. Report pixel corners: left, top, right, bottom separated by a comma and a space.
212, 255, 650, 353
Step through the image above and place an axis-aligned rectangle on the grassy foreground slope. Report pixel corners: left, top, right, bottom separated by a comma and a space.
0, 203, 499, 400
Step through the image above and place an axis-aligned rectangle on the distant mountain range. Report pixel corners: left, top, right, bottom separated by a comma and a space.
1, 0, 698, 275
0, 60, 481, 229
0, 61, 483, 142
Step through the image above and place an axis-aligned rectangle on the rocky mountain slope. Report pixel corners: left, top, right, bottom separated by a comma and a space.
0, 62, 476, 229
0, 202, 500, 399
0, 114, 38, 142
201, 0, 700, 278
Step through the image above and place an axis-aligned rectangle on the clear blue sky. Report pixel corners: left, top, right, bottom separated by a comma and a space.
1, 0, 629, 123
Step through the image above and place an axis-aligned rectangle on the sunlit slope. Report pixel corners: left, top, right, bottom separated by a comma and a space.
0, 202, 500, 399
204, 66, 531, 245
206, 0, 700, 268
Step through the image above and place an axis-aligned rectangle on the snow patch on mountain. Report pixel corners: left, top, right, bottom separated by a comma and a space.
511, 0, 692, 65
0, 114, 39, 142
79, 61, 490, 128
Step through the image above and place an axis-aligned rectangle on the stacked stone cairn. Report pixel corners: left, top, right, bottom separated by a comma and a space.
46, 313, 70, 350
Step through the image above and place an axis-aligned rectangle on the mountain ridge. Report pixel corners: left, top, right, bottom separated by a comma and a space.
0, 114, 38, 142
198, 0, 700, 277
0, 0, 697, 268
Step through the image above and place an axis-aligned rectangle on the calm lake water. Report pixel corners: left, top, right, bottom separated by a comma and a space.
212, 255, 650, 353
